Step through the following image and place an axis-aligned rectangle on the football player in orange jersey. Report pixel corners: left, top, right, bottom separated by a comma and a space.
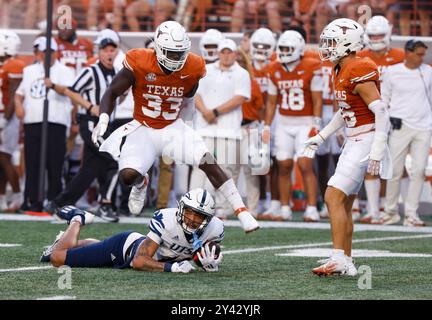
0, 30, 24, 212
304, 18, 391, 276
357, 15, 405, 224
56, 19, 94, 75
92, 21, 259, 234
263, 30, 323, 222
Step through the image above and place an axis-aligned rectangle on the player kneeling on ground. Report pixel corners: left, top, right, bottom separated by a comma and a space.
40, 188, 224, 273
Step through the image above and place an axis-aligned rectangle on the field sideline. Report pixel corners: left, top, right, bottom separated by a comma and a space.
1, 212, 432, 300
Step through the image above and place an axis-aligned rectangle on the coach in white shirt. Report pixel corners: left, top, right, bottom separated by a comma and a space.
14, 37, 75, 212
381, 39, 432, 227
192, 38, 251, 217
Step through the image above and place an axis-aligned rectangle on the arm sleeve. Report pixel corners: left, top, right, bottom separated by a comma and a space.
368, 99, 390, 161
319, 110, 345, 140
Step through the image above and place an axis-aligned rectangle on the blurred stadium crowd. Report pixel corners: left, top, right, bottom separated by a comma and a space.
0, 1, 431, 39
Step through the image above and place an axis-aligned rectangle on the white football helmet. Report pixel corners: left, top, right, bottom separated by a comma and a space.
177, 188, 215, 236
276, 30, 305, 64
0, 30, 21, 57
199, 29, 225, 62
319, 18, 364, 63
364, 15, 392, 51
250, 28, 276, 62
154, 21, 191, 72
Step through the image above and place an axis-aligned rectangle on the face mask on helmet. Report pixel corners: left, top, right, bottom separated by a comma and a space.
202, 44, 219, 62
366, 33, 389, 51
177, 202, 213, 236
318, 37, 339, 63
154, 21, 191, 72
0, 31, 21, 58
251, 42, 273, 61
277, 45, 301, 64
364, 16, 392, 52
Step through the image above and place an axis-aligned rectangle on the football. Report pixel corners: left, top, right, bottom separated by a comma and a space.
192, 242, 221, 268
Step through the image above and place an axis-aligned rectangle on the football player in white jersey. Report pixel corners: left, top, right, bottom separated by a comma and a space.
40, 188, 224, 273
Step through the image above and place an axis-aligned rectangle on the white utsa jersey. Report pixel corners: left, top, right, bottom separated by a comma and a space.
146, 208, 225, 262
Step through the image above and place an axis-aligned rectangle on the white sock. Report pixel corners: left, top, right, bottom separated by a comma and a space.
352, 198, 359, 211
218, 179, 246, 212
365, 179, 380, 216
332, 249, 345, 259
379, 197, 386, 211
281, 205, 291, 213
400, 177, 409, 202
70, 215, 82, 224
270, 200, 281, 209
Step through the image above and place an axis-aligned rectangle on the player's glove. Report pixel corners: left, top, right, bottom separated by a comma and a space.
197, 242, 223, 272
171, 260, 196, 273
302, 133, 325, 158
91, 113, 109, 147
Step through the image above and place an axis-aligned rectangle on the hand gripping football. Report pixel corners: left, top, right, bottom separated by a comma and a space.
193, 242, 221, 268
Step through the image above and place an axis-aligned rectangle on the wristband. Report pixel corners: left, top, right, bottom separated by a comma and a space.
212, 109, 220, 117
263, 125, 271, 131
164, 263, 172, 272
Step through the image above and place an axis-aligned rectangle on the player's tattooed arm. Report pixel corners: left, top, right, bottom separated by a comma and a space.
132, 237, 166, 272
100, 67, 135, 116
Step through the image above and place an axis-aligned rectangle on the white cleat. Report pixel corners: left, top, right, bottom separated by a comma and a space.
346, 257, 358, 276
236, 208, 260, 233
403, 215, 426, 227
319, 204, 329, 219
128, 173, 149, 216
381, 212, 401, 225
303, 206, 320, 222
312, 255, 349, 277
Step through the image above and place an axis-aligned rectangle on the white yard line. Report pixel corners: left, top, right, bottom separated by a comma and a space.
2, 213, 432, 233
223, 234, 432, 254
0, 266, 53, 272
37, 296, 76, 300
0, 244, 22, 247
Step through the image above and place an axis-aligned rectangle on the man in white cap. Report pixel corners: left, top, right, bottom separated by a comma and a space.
191, 38, 252, 218
14, 37, 75, 212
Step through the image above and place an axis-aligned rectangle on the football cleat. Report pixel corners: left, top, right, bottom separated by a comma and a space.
381, 212, 401, 225
40, 230, 64, 262
303, 206, 320, 222
271, 206, 292, 221
403, 215, 426, 227
128, 174, 149, 216
95, 203, 119, 223
312, 256, 349, 277
235, 208, 260, 233
56, 205, 94, 225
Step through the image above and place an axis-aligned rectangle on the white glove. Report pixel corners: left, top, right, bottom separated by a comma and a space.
171, 260, 196, 273
91, 113, 110, 147
197, 243, 223, 272
302, 133, 325, 158
367, 159, 380, 176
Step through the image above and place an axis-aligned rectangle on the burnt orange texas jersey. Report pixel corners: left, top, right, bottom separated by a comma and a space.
357, 48, 404, 80
56, 37, 94, 75
267, 57, 322, 117
123, 48, 206, 129
242, 78, 264, 121
252, 63, 269, 99
0, 57, 25, 112
269, 49, 319, 62
334, 57, 379, 129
